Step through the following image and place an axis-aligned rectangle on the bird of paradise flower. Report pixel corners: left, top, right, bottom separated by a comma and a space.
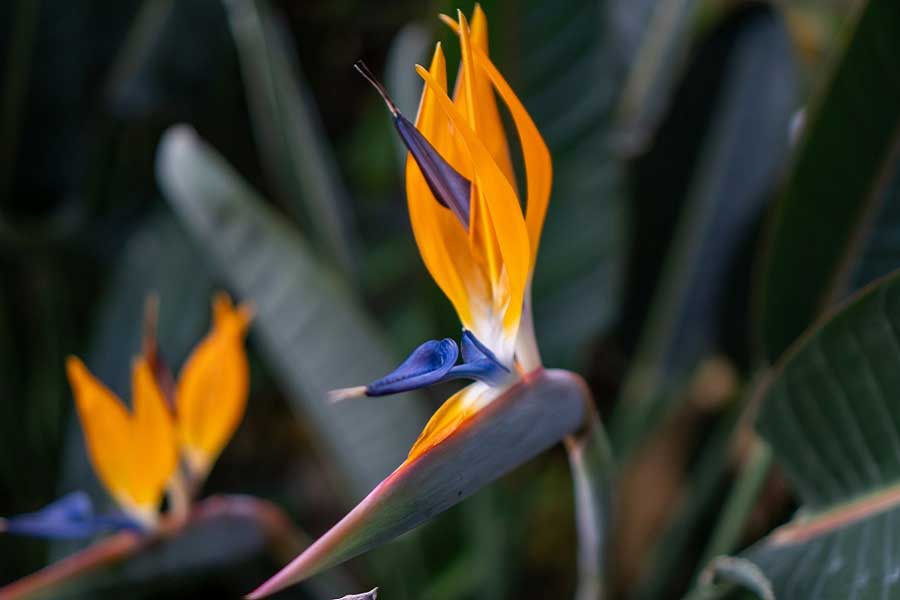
249, 7, 600, 598
0, 294, 252, 538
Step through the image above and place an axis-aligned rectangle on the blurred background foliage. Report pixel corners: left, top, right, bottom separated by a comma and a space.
0, 0, 882, 598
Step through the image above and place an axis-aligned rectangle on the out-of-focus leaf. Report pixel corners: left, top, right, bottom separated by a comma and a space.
385, 22, 430, 120
156, 125, 430, 496
385, 23, 431, 165
758, 0, 900, 363
702, 269, 900, 597
614, 0, 702, 153
634, 401, 744, 600
247, 369, 590, 599
609, 4, 796, 455
499, 0, 624, 369
0, 0, 41, 203
567, 413, 614, 600
223, 0, 357, 276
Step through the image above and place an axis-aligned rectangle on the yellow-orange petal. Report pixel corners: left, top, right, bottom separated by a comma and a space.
443, 7, 515, 185
473, 47, 552, 269
66, 357, 134, 511
212, 291, 254, 334
175, 299, 251, 477
407, 43, 488, 329
130, 357, 178, 510
416, 64, 531, 335
405, 382, 498, 463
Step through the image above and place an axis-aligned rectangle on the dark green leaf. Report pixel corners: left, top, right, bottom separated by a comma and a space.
757, 0, 900, 362
705, 269, 900, 597
609, 4, 796, 454
224, 0, 358, 276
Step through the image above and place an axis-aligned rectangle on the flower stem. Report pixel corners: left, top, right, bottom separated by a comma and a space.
566, 406, 614, 600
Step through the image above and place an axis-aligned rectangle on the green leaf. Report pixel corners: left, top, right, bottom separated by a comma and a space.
223, 0, 358, 276
614, 0, 702, 153
757, 0, 900, 363
247, 369, 591, 598
156, 125, 430, 496
609, 3, 796, 455
704, 269, 900, 597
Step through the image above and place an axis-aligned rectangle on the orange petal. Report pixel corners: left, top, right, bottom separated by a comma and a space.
473, 47, 552, 269
406, 382, 497, 463
416, 64, 530, 336
176, 299, 251, 477
445, 7, 515, 185
407, 44, 488, 329
130, 358, 178, 510
66, 357, 134, 511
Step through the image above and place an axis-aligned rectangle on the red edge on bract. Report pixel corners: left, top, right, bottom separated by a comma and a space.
245, 368, 585, 599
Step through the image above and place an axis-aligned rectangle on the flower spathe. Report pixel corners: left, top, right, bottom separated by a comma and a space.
346, 6, 552, 463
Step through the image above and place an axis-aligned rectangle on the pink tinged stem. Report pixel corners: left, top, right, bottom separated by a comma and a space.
247, 369, 592, 599
566, 406, 614, 600
0, 495, 309, 600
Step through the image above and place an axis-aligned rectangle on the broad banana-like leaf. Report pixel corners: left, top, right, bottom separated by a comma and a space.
701, 269, 900, 597
156, 125, 429, 496
248, 369, 591, 598
757, 0, 900, 363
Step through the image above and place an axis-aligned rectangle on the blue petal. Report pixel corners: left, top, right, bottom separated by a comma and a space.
366, 338, 459, 396
394, 114, 471, 227
353, 61, 470, 227
2, 492, 140, 539
445, 331, 510, 386
460, 330, 509, 372
446, 360, 509, 386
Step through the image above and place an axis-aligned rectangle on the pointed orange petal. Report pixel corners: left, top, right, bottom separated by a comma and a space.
406, 383, 495, 463
473, 47, 553, 268
176, 310, 250, 477
131, 358, 178, 510
66, 357, 135, 511
416, 65, 530, 335
447, 8, 516, 185
407, 44, 488, 329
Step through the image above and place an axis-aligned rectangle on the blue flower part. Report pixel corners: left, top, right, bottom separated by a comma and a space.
352, 61, 470, 227
447, 330, 511, 386
366, 338, 459, 396
2, 492, 140, 539
460, 330, 509, 371
394, 114, 471, 227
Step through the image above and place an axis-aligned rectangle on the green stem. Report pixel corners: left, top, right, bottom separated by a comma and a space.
695, 441, 773, 570
566, 410, 615, 600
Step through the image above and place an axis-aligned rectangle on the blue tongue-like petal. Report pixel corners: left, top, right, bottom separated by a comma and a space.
354, 61, 471, 227
2, 492, 141, 539
459, 330, 507, 368
366, 338, 460, 396
447, 330, 510, 385
393, 114, 471, 226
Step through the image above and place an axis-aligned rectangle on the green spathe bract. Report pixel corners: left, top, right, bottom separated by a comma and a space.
247, 369, 591, 598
